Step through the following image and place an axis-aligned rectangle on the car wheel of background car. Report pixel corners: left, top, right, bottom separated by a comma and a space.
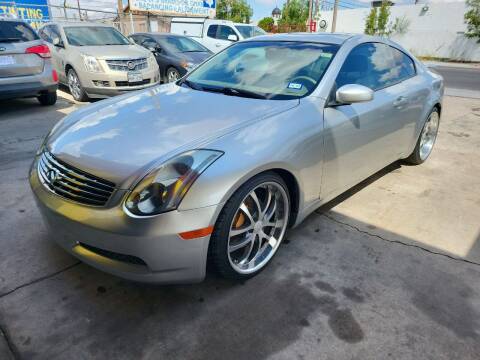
166, 67, 180, 83
67, 68, 88, 102
37, 91, 57, 106
209, 172, 290, 280
405, 108, 440, 165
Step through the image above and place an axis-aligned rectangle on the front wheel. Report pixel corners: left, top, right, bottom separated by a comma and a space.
209, 172, 290, 280
67, 68, 88, 102
405, 109, 440, 165
165, 67, 180, 83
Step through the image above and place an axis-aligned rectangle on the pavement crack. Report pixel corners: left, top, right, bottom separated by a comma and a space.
321, 213, 480, 267
0, 321, 18, 360
0, 262, 81, 299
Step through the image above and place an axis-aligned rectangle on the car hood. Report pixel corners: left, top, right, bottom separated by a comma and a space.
179, 51, 212, 64
77, 44, 149, 59
47, 84, 299, 188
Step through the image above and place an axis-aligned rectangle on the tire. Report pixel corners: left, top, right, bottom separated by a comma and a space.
405, 108, 440, 165
67, 68, 88, 102
37, 91, 57, 106
209, 172, 290, 280
165, 67, 180, 83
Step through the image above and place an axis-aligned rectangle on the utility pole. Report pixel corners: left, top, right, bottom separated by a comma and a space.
331, 0, 339, 32
308, 0, 313, 32
77, 0, 82, 20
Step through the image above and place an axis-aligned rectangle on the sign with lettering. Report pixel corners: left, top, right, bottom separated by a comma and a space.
0, 0, 50, 29
129, 0, 216, 18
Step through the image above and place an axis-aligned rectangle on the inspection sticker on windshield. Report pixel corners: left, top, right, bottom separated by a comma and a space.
287, 82, 303, 90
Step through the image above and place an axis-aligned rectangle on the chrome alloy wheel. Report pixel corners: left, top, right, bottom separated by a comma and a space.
167, 68, 179, 83
68, 71, 82, 100
419, 111, 440, 160
227, 182, 289, 274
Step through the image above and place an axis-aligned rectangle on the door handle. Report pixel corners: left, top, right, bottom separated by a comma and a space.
393, 96, 408, 108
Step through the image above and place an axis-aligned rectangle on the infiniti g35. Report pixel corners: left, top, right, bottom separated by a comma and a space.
29, 33, 443, 283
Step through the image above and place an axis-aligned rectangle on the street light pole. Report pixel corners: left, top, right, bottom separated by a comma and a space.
331, 0, 339, 32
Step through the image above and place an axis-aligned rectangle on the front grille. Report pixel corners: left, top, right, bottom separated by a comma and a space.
80, 243, 147, 266
106, 58, 148, 71
38, 152, 116, 206
115, 79, 151, 87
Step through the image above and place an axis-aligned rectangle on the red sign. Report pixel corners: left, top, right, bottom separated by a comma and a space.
309, 21, 317, 32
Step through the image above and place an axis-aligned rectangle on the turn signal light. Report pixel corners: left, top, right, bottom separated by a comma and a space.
178, 226, 214, 240
26, 44, 51, 58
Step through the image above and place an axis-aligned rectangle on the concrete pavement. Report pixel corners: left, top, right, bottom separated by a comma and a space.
0, 94, 479, 359
425, 62, 480, 98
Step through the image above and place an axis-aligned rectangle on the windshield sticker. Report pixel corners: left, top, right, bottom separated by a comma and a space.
287, 82, 303, 90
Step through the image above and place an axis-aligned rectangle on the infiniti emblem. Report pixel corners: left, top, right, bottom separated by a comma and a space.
127, 61, 135, 70
46, 169, 61, 183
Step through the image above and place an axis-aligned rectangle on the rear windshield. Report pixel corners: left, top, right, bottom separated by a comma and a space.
0, 21, 38, 43
64, 26, 130, 46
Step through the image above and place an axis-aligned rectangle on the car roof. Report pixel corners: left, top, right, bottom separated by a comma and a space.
245, 32, 379, 45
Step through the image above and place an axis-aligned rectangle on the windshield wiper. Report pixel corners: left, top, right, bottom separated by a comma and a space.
178, 79, 203, 90
211, 86, 267, 99
0, 37, 22, 43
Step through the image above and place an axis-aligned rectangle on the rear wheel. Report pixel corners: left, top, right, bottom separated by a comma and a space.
37, 91, 57, 106
405, 109, 440, 165
209, 172, 290, 280
67, 68, 88, 102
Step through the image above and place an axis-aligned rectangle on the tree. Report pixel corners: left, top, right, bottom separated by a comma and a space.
365, 7, 377, 35
376, 1, 390, 36
258, 17, 274, 32
364, 1, 409, 37
465, 0, 480, 42
216, 0, 253, 23
279, 0, 309, 26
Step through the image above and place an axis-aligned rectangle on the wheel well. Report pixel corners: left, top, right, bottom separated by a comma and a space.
268, 168, 300, 227
433, 103, 441, 116
65, 64, 73, 74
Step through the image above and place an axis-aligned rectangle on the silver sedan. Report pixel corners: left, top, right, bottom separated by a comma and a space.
29, 33, 443, 283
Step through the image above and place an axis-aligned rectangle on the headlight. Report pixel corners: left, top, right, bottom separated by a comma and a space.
82, 54, 102, 73
180, 60, 195, 70
125, 149, 223, 216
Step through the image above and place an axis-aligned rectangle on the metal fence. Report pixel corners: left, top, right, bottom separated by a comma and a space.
0, 1, 171, 35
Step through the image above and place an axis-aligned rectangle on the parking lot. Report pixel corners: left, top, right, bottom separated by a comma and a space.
1, 73, 480, 359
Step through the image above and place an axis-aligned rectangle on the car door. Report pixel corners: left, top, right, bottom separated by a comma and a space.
40, 25, 66, 83
321, 42, 413, 200
203, 25, 236, 52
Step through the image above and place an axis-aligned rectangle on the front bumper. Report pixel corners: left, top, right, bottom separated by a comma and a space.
81, 67, 160, 99
29, 157, 221, 284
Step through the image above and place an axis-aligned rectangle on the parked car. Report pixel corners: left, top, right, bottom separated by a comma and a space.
0, 17, 58, 105
30, 33, 443, 284
129, 33, 213, 83
170, 17, 266, 53
38, 22, 160, 102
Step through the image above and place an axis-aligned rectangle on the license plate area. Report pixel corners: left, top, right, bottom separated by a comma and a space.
0, 55, 15, 66
127, 71, 142, 83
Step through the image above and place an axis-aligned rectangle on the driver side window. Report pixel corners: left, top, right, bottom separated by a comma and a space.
336, 42, 415, 91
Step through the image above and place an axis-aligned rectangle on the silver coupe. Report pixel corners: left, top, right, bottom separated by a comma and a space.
30, 33, 443, 283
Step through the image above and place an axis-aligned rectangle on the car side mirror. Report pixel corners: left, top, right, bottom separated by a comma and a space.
52, 37, 64, 48
335, 84, 373, 105
227, 34, 238, 42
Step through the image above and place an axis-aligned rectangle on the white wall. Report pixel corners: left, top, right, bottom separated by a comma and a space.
318, 2, 480, 61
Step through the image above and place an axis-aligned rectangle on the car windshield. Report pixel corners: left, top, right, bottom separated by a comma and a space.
234, 25, 266, 39
159, 36, 209, 53
64, 26, 130, 46
0, 21, 38, 42
183, 41, 338, 100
